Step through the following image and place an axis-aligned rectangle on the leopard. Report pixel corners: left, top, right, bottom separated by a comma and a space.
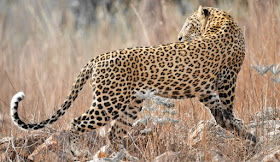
10, 6, 256, 157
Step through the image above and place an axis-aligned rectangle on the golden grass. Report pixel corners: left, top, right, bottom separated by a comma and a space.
0, 0, 280, 161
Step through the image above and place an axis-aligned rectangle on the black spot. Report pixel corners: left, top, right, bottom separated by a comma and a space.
50, 118, 58, 123
90, 109, 95, 114
175, 87, 182, 90
224, 85, 230, 90
104, 102, 111, 107
96, 90, 101, 96
103, 96, 109, 100
172, 91, 180, 95
108, 107, 113, 113
116, 103, 122, 109
136, 100, 142, 104
97, 104, 103, 109
227, 91, 232, 96
18, 120, 24, 125
230, 96, 235, 101
95, 111, 100, 115
34, 125, 44, 130
88, 125, 94, 129
121, 105, 127, 111
195, 87, 201, 92
101, 110, 106, 116
219, 93, 227, 97
112, 111, 119, 116
203, 95, 212, 102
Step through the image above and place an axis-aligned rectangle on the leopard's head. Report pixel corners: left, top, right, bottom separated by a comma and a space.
178, 6, 210, 42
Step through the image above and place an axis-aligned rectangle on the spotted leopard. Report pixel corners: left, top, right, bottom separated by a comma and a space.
11, 6, 256, 156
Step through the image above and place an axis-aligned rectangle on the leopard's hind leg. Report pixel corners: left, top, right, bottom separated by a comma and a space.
108, 98, 143, 151
69, 88, 130, 156
69, 97, 113, 157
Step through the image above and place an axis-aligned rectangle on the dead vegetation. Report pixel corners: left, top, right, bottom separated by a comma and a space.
1, 0, 280, 161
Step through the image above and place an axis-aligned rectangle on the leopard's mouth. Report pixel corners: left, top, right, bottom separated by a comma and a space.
179, 36, 192, 42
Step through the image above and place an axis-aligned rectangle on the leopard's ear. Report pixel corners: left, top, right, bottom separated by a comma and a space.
198, 5, 204, 17
198, 5, 209, 19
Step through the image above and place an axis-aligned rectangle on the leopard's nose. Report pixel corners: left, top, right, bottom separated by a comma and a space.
179, 37, 182, 41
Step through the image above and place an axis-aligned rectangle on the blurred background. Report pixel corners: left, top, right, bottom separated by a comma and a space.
0, 0, 280, 140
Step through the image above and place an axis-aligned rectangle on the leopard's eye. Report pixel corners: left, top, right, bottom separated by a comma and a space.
185, 24, 191, 30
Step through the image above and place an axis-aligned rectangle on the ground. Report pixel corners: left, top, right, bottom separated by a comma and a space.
1, 104, 280, 161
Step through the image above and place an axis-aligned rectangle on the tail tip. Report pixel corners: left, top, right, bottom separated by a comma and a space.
11, 92, 25, 105
15, 92, 25, 100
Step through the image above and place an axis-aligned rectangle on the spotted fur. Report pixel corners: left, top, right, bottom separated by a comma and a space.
10, 6, 256, 156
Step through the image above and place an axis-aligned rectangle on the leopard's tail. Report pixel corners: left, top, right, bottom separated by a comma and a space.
10, 60, 95, 130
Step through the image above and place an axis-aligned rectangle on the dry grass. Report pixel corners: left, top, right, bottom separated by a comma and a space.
0, 0, 280, 161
